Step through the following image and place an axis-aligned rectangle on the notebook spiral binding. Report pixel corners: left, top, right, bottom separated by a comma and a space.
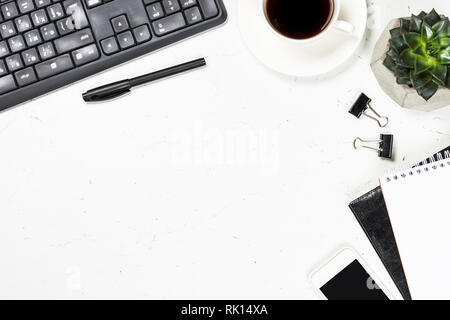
413, 150, 450, 167
385, 150, 450, 183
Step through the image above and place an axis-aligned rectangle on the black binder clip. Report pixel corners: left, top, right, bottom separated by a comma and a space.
353, 134, 394, 159
349, 93, 389, 128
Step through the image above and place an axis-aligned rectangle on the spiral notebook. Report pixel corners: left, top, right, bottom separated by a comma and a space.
349, 146, 450, 300
380, 157, 450, 300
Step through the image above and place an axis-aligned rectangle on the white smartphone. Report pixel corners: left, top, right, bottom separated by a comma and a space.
310, 247, 395, 300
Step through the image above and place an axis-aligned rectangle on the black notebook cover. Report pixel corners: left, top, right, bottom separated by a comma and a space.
349, 146, 450, 300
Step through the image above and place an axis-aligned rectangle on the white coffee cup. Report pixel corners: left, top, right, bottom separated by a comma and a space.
262, 0, 354, 44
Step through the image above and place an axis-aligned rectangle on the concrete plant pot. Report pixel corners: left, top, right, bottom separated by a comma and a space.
371, 18, 450, 112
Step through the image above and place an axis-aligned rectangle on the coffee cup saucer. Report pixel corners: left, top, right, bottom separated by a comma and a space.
238, 0, 367, 77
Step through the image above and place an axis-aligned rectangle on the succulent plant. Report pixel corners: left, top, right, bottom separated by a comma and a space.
383, 9, 450, 101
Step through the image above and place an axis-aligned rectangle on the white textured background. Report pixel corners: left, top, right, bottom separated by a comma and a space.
0, 0, 449, 299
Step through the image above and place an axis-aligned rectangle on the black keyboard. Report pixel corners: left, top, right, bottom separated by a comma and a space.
0, 0, 226, 111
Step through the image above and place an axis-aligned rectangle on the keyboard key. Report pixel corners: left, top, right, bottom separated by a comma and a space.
0, 21, 17, 38
8, 35, 26, 52
100, 36, 119, 55
31, 9, 49, 26
85, 0, 102, 9
41, 23, 58, 41
162, 0, 180, 14
17, 0, 35, 14
198, 0, 218, 19
152, 12, 186, 36
5, 54, 23, 72
180, 0, 196, 8
54, 28, 94, 54
35, 0, 52, 9
37, 42, 56, 59
22, 48, 40, 65
47, 3, 65, 21
0, 41, 10, 58
0, 75, 17, 95
117, 30, 135, 49
0, 60, 7, 76
15, 15, 33, 33
35, 54, 74, 79
24, 29, 42, 46
72, 44, 99, 66
111, 15, 129, 33
1, 2, 19, 20
184, 7, 202, 25
146, 3, 164, 21
56, 17, 74, 34
15, 67, 37, 86
64, 0, 89, 30
133, 25, 151, 43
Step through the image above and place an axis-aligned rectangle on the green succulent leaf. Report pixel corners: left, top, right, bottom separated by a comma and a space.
424, 9, 441, 27
383, 56, 397, 72
413, 45, 426, 56
418, 11, 427, 19
387, 48, 400, 61
385, 9, 450, 100
400, 19, 411, 33
390, 36, 409, 53
403, 32, 422, 49
439, 47, 450, 64
410, 70, 433, 88
422, 23, 435, 41
383, 56, 396, 72
432, 18, 449, 37
410, 15, 423, 33
416, 81, 439, 101
398, 48, 417, 67
390, 27, 402, 38
428, 36, 442, 55
431, 63, 447, 85
415, 55, 434, 74
441, 37, 450, 48
395, 66, 411, 78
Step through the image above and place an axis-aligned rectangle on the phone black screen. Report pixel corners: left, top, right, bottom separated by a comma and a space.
320, 259, 390, 300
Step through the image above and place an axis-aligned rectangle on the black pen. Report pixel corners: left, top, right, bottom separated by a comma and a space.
82, 58, 207, 102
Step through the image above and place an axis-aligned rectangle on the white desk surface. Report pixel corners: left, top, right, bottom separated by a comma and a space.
0, 0, 449, 299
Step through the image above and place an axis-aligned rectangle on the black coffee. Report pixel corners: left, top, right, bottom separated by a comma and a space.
265, 0, 335, 40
